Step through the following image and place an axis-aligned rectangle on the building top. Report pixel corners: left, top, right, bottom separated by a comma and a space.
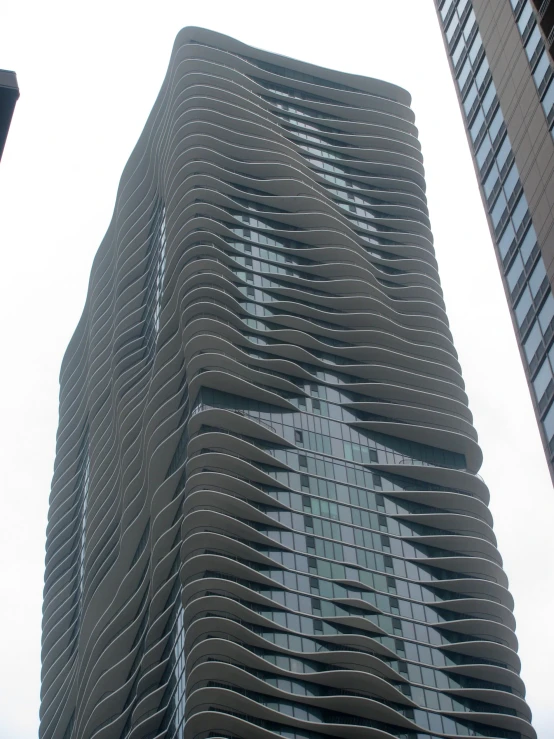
0, 69, 19, 162
173, 26, 414, 108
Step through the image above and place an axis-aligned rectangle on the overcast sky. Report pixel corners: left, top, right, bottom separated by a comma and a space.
1, 1, 552, 736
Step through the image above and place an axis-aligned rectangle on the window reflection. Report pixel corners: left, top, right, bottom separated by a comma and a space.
517, 2, 533, 34
463, 9, 476, 39
470, 109, 485, 141
452, 35, 465, 66
524, 321, 542, 360
475, 56, 489, 88
542, 78, 554, 120
533, 51, 549, 88
533, 358, 552, 401
476, 135, 491, 169
483, 165, 499, 198
489, 108, 503, 142
503, 163, 518, 201
512, 193, 528, 232
463, 83, 477, 114
499, 222, 516, 259
525, 25, 541, 62
440, 0, 454, 20
446, 14, 459, 42
457, 58, 471, 89
507, 253, 523, 290
457, 0, 469, 14
482, 81, 496, 115
538, 293, 554, 332
529, 258, 546, 297
515, 287, 532, 326
491, 192, 507, 228
496, 136, 511, 171
543, 401, 554, 441
468, 33, 481, 64
520, 225, 537, 264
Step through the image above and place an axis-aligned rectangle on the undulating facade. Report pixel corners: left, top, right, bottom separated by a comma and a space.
434, 0, 554, 481
41, 27, 535, 739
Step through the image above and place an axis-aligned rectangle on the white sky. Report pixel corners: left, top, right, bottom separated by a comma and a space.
1, 1, 552, 736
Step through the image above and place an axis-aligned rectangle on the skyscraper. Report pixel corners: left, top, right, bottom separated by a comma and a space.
0, 69, 19, 162
41, 26, 535, 739
434, 0, 554, 480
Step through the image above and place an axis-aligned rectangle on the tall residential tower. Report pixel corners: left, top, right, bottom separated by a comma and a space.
41, 27, 535, 739
434, 0, 554, 480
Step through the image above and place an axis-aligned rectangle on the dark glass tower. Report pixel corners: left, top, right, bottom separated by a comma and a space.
434, 0, 554, 481
41, 27, 535, 739
0, 69, 19, 162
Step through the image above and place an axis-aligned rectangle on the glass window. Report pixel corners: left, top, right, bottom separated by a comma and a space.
548, 342, 554, 367
475, 56, 489, 88
507, 253, 524, 290
446, 13, 460, 43
539, 293, 554, 332
515, 286, 533, 326
525, 25, 541, 62
468, 33, 482, 64
542, 78, 554, 119
518, 3, 533, 35
476, 135, 492, 169
463, 84, 478, 115
503, 163, 519, 201
499, 222, 516, 259
458, 0, 469, 14
543, 401, 554, 440
484, 165, 499, 198
491, 191, 507, 227
441, 0, 454, 20
520, 225, 537, 264
482, 81, 497, 115
457, 58, 472, 90
534, 358, 552, 401
524, 321, 542, 361
452, 36, 465, 66
496, 135, 511, 171
489, 108, 504, 141
530, 258, 547, 296
533, 50, 550, 88
470, 109, 485, 141
512, 193, 528, 232
463, 9, 477, 39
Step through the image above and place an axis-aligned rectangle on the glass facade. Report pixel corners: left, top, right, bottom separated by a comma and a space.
40, 27, 534, 739
437, 0, 554, 472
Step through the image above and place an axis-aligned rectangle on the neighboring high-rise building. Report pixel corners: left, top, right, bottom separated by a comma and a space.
0, 69, 19, 162
41, 26, 535, 739
434, 0, 554, 480
529, 0, 554, 61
